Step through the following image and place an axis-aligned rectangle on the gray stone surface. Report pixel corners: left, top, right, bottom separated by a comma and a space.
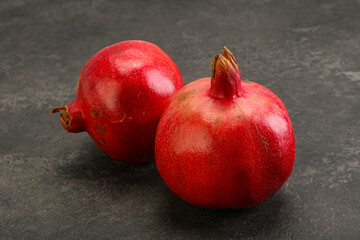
1, 0, 359, 239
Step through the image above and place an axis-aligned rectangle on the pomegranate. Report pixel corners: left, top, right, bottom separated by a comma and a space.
52, 40, 183, 163
155, 47, 295, 208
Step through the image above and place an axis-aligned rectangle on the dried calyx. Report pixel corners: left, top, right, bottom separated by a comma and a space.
51, 106, 71, 127
210, 47, 242, 100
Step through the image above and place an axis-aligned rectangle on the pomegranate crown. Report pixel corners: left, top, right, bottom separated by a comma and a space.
210, 47, 242, 99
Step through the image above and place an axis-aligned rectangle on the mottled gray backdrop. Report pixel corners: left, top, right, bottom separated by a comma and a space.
1, 0, 359, 239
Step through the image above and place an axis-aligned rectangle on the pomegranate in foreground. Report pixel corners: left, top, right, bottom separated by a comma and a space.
155, 47, 295, 208
52, 40, 183, 163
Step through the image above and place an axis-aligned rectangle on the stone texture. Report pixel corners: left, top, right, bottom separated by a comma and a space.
0, 0, 359, 239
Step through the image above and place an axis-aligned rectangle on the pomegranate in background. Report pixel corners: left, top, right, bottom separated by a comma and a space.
52, 40, 183, 163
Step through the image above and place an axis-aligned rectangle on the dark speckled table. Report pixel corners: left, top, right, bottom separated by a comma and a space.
1, 0, 359, 239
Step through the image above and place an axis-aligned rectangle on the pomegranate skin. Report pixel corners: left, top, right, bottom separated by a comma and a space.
155, 48, 295, 208
52, 40, 183, 163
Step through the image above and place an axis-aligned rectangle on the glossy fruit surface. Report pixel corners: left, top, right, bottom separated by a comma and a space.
155, 47, 295, 208
52, 40, 183, 163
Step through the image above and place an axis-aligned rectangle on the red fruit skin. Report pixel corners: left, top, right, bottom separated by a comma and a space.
54, 40, 183, 163
155, 59, 295, 208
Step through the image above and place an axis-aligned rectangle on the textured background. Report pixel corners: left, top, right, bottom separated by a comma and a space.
1, 0, 359, 239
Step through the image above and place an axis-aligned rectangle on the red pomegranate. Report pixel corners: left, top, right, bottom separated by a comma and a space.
52, 40, 183, 163
155, 47, 295, 208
